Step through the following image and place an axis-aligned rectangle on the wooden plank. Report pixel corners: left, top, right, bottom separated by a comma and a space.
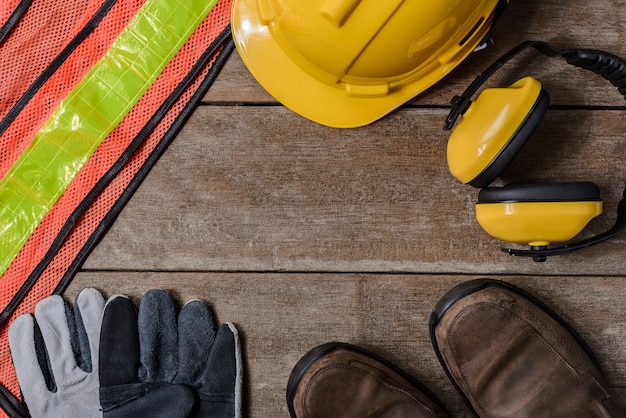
84, 106, 626, 275
65, 273, 626, 418
207, 0, 626, 107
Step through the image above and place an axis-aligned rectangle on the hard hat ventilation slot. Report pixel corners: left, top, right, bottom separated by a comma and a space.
459, 17, 485, 46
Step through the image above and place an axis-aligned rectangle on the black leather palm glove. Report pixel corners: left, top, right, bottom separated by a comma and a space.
99, 290, 242, 418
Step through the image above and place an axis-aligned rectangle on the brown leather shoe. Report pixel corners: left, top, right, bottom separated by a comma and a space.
286, 342, 449, 417
430, 279, 626, 418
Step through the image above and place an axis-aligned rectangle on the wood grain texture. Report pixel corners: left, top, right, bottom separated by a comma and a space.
86, 107, 626, 275
63, 0, 626, 416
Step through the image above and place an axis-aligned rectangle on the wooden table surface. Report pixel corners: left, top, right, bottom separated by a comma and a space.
66, 0, 626, 416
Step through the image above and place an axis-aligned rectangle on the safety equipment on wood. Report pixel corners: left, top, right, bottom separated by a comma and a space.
0, 0, 234, 414
99, 290, 242, 418
232, 0, 509, 128
445, 40, 626, 261
8, 288, 105, 418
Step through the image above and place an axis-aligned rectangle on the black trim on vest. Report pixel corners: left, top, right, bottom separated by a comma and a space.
0, 383, 30, 418
0, 0, 33, 46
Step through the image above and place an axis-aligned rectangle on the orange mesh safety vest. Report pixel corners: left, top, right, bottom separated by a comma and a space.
0, 0, 232, 415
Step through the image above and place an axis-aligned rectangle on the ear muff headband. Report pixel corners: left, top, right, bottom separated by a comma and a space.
444, 40, 626, 130
445, 40, 626, 261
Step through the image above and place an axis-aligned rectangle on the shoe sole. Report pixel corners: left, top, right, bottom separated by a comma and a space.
428, 278, 601, 416
286, 342, 448, 418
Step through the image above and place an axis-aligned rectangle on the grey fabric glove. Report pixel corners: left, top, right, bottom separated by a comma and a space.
8, 288, 105, 418
99, 290, 242, 418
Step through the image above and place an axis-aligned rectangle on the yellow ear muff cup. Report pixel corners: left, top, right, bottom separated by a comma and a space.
447, 77, 549, 188
475, 182, 603, 247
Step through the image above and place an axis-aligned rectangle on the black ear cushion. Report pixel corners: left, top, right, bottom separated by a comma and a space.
470, 87, 550, 188
478, 181, 601, 203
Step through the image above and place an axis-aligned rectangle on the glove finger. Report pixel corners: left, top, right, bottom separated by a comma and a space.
34, 295, 85, 386
175, 299, 216, 385
73, 288, 105, 373
99, 295, 140, 387
8, 314, 52, 412
196, 323, 243, 418
138, 289, 178, 382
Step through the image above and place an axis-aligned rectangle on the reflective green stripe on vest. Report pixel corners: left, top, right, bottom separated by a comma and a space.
0, 0, 218, 275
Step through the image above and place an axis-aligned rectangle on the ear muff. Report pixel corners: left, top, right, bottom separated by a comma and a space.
444, 41, 626, 260
475, 182, 603, 247
446, 77, 549, 188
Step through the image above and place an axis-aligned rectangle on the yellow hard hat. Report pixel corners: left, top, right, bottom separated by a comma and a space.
231, 0, 509, 128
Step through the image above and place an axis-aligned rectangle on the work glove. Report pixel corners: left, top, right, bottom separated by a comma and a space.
8, 288, 105, 418
99, 289, 242, 418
